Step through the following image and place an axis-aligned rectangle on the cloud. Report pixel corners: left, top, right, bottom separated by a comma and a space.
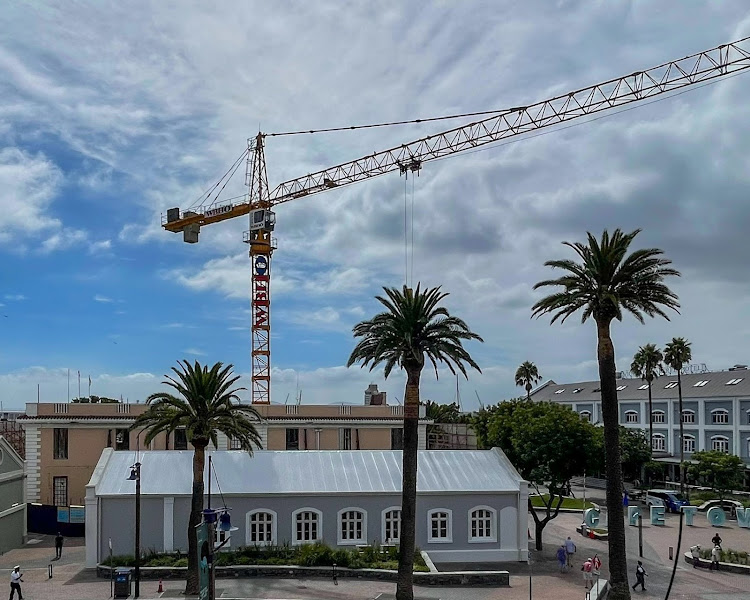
89, 239, 112, 254
184, 348, 207, 356
94, 294, 114, 303
0, 148, 63, 244
4, 294, 25, 301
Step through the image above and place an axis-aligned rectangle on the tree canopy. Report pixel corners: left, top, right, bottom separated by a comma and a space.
687, 450, 744, 501
478, 399, 596, 549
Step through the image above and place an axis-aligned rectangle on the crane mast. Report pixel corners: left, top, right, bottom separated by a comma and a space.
163, 37, 750, 404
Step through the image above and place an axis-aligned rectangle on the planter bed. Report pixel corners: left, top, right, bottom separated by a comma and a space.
683, 553, 750, 575
96, 564, 510, 586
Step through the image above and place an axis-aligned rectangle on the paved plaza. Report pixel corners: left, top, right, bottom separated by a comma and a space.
1, 500, 749, 600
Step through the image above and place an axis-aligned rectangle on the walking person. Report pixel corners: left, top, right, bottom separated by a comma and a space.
582, 557, 593, 589
55, 531, 64, 559
564, 536, 576, 568
711, 544, 721, 571
556, 544, 567, 573
592, 554, 602, 579
632, 560, 647, 591
690, 544, 701, 568
9, 566, 23, 600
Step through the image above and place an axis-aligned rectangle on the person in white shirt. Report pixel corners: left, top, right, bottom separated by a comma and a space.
9, 566, 23, 600
711, 545, 721, 571
690, 545, 701, 568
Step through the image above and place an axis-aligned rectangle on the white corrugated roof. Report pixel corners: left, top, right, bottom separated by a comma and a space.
92, 449, 523, 497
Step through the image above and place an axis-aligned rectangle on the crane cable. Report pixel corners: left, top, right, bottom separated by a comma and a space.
187, 147, 249, 210
265, 107, 513, 137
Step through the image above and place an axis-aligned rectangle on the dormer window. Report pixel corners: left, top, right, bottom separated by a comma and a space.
725, 378, 743, 385
554, 389, 565, 394
664, 382, 678, 389
616, 385, 627, 391
693, 380, 709, 387
638, 384, 649, 390
572, 388, 583, 394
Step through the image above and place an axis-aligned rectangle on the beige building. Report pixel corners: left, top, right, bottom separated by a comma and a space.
20, 386, 429, 508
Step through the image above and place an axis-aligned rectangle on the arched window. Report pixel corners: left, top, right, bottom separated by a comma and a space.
683, 435, 695, 453
651, 434, 666, 452
625, 410, 639, 424
427, 508, 453, 543
337, 508, 367, 545
468, 506, 497, 543
292, 508, 322, 545
651, 410, 665, 424
579, 411, 591, 422
382, 507, 401, 544
681, 410, 695, 424
711, 436, 730, 453
711, 409, 729, 425
246, 509, 277, 546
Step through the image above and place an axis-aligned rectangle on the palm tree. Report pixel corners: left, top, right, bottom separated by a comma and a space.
130, 360, 262, 595
348, 284, 482, 600
515, 361, 541, 401
630, 344, 665, 454
664, 337, 692, 494
532, 229, 679, 600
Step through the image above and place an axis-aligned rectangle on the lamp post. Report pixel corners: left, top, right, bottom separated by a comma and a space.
127, 435, 142, 599
127, 462, 141, 598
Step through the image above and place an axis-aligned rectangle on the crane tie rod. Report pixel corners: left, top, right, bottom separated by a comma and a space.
264, 108, 517, 137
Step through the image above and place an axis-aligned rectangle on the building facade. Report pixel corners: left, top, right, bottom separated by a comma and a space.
531, 366, 750, 482
85, 448, 528, 568
20, 389, 429, 507
0, 435, 26, 553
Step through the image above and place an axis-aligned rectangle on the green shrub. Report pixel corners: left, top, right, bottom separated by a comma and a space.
173, 558, 188, 567
145, 556, 175, 567
297, 542, 333, 566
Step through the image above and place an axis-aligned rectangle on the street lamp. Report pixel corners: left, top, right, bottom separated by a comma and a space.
126, 463, 141, 598
127, 436, 142, 599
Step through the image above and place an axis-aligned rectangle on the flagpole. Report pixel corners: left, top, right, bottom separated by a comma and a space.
78, 371, 81, 400
88, 375, 91, 398
67, 369, 70, 403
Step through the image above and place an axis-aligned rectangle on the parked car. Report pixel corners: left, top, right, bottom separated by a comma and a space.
645, 489, 690, 513
697, 499, 743, 517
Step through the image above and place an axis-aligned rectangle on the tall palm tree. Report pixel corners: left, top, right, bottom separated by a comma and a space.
515, 361, 541, 401
664, 337, 692, 494
348, 284, 482, 600
130, 361, 262, 595
532, 229, 679, 600
630, 344, 665, 454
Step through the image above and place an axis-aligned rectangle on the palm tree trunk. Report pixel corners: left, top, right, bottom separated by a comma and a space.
648, 382, 653, 455
186, 444, 206, 595
596, 320, 631, 600
526, 383, 531, 401
677, 370, 684, 495
396, 367, 421, 600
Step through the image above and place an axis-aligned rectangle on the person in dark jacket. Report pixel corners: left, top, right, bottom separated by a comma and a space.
55, 532, 64, 559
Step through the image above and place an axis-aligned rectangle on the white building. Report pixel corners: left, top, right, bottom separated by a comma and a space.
532, 365, 750, 485
85, 448, 528, 568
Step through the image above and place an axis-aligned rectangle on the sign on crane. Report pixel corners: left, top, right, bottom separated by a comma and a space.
163, 37, 750, 404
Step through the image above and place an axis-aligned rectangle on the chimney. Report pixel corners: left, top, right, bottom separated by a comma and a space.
364, 384, 386, 406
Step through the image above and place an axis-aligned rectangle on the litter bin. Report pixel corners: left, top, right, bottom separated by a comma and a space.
114, 567, 131, 598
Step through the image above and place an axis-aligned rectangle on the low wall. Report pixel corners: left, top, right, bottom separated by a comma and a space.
684, 553, 750, 575
96, 564, 510, 586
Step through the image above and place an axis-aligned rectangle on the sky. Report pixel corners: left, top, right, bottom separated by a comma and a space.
2, 1, 750, 411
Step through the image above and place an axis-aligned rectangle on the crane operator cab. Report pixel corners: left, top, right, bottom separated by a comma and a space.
249, 208, 275, 232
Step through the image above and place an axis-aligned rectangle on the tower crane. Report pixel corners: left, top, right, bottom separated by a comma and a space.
163, 37, 750, 405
